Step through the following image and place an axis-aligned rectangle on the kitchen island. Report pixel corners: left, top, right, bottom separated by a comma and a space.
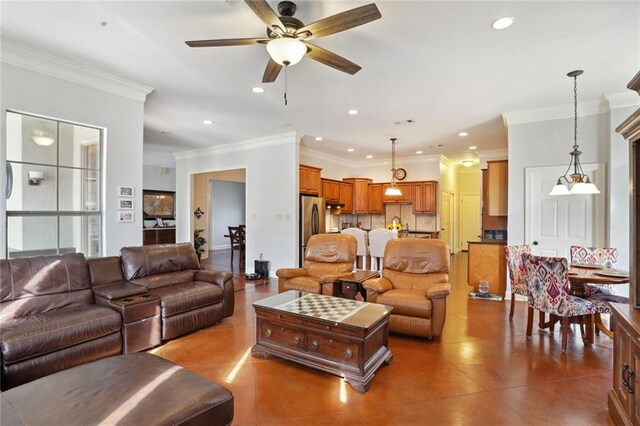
467, 239, 507, 298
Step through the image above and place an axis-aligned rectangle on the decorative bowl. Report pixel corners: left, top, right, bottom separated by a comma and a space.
143, 220, 157, 228
163, 220, 176, 227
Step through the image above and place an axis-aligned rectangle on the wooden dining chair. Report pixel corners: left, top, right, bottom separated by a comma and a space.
504, 245, 531, 320
228, 226, 245, 266
523, 253, 597, 352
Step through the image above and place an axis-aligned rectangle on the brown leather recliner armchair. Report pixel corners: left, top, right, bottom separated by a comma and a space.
363, 239, 451, 340
276, 234, 356, 295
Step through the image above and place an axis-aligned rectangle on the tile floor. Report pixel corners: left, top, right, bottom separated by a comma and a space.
151, 250, 615, 425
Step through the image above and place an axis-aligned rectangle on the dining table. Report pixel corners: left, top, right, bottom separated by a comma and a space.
537, 264, 630, 345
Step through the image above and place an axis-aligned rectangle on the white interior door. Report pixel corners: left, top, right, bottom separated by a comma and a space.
440, 190, 454, 252
525, 163, 605, 258
460, 194, 481, 251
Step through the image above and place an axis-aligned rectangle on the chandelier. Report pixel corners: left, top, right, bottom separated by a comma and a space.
384, 138, 402, 196
549, 70, 600, 195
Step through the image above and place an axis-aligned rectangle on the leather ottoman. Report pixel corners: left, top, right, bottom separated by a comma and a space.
0, 353, 234, 426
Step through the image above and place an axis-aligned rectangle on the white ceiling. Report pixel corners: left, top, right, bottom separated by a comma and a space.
1, 1, 639, 164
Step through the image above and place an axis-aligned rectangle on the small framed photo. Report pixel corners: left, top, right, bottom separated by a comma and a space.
118, 211, 134, 223
119, 198, 134, 210
118, 186, 134, 197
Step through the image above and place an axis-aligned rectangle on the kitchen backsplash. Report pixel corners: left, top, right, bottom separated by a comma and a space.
326, 204, 437, 232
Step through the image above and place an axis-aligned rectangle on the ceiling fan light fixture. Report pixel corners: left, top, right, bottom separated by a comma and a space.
266, 37, 306, 66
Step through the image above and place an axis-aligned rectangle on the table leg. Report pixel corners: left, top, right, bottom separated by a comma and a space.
595, 313, 614, 338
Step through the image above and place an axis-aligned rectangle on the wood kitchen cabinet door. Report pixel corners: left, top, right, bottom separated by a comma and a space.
322, 179, 341, 203
368, 184, 383, 214
412, 182, 437, 214
343, 178, 371, 214
340, 182, 353, 214
487, 160, 508, 216
382, 183, 412, 204
300, 165, 322, 195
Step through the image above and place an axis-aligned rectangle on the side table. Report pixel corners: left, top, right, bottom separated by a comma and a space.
110, 295, 161, 353
338, 270, 380, 301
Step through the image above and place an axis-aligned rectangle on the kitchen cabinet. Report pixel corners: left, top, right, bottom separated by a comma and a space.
382, 183, 412, 204
321, 179, 341, 203
609, 303, 640, 425
300, 165, 322, 195
467, 241, 507, 298
412, 181, 437, 214
368, 184, 383, 214
340, 182, 353, 214
487, 160, 508, 216
482, 168, 508, 235
343, 178, 372, 214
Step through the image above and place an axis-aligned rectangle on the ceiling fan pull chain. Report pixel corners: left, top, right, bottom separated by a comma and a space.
284, 66, 288, 106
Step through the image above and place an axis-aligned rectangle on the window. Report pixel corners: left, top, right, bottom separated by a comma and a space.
5, 111, 102, 258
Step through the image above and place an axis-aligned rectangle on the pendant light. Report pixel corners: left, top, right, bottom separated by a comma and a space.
549, 70, 600, 195
384, 138, 402, 196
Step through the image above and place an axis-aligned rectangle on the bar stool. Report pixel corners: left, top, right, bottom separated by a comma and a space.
369, 228, 398, 272
341, 228, 369, 269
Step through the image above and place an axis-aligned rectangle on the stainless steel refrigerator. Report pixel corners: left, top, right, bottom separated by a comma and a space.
300, 195, 326, 266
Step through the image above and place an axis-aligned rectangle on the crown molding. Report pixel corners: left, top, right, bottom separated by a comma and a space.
300, 146, 440, 169
503, 99, 608, 126
603, 91, 640, 110
1, 40, 153, 102
173, 132, 297, 161
300, 146, 355, 168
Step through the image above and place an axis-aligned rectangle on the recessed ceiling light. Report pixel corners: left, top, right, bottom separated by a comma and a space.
458, 132, 468, 137
416, 150, 423, 155
348, 109, 359, 115
203, 120, 213, 125
366, 155, 373, 159
347, 148, 354, 152
469, 146, 477, 150
252, 87, 264, 93
492, 16, 515, 30
314, 137, 323, 141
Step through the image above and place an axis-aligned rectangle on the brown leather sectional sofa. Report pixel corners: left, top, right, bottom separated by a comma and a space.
0, 242, 233, 391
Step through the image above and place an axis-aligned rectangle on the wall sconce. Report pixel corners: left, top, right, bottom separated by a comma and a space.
28, 171, 44, 185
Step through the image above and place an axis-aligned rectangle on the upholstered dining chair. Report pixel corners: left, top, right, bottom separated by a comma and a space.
569, 246, 617, 296
368, 228, 398, 272
504, 245, 531, 320
276, 233, 356, 295
341, 228, 369, 269
522, 253, 597, 352
227, 226, 245, 265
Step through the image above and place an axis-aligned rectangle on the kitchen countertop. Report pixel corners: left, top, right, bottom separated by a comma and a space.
143, 227, 176, 231
468, 239, 507, 245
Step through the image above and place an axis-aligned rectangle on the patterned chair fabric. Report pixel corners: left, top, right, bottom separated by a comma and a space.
504, 245, 531, 297
523, 253, 597, 317
570, 246, 617, 296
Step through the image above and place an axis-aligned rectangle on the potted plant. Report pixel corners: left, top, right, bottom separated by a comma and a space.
193, 228, 206, 261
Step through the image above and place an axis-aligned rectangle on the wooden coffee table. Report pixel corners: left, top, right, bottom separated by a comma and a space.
251, 291, 393, 393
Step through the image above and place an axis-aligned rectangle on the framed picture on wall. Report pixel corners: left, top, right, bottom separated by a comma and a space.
143, 190, 175, 219
118, 211, 134, 223
118, 186, 134, 197
119, 198, 134, 210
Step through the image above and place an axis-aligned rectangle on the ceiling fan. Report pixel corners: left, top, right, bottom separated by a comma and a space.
186, 0, 381, 83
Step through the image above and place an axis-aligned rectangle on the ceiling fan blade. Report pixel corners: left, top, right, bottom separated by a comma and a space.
244, 0, 284, 31
262, 58, 283, 83
296, 4, 381, 41
306, 44, 361, 75
186, 38, 269, 48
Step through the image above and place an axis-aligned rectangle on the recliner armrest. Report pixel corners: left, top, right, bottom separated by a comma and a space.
276, 268, 308, 280
92, 281, 148, 300
195, 270, 233, 289
427, 283, 452, 299
363, 277, 393, 294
